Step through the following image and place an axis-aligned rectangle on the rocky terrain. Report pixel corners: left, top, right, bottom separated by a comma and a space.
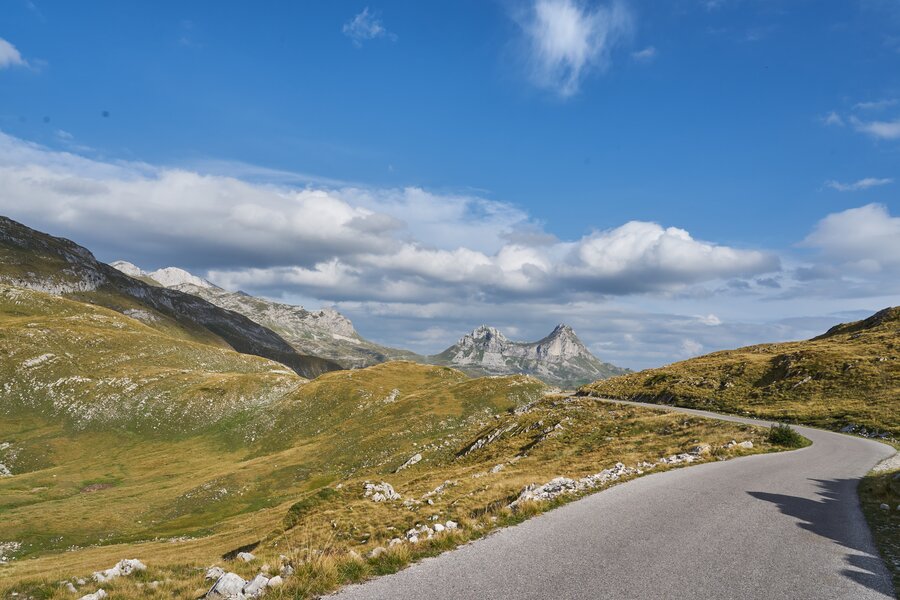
430, 324, 628, 388
580, 307, 900, 437
0, 217, 340, 378
110, 261, 417, 369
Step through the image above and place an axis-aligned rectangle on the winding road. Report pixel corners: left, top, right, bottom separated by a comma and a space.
332, 400, 897, 600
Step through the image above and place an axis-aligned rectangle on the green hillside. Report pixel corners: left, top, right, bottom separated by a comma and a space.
0, 284, 778, 599
579, 307, 900, 437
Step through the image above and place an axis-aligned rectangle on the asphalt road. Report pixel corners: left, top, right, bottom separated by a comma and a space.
332, 400, 897, 600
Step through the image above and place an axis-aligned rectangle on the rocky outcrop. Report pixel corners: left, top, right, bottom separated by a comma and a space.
92, 558, 147, 583
363, 481, 401, 502
430, 324, 627, 388
110, 260, 417, 369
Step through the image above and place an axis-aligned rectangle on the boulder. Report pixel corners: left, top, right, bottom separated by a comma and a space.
78, 590, 107, 600
205, 566, 226, 581
880, 503, 890, 511
236, 552, 256, 563
266, 576, 284, 588
445, 520, 458, 530
242, 574, 269, 598
690, 443, 712, 455
205, 572, 246, 599
363, 482, 401, 502
396, 453, 422, 472
433, 523, 445, 533
280, 564, 294, 576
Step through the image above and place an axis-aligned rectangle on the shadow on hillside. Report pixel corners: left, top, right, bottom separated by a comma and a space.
748, 478, 894, 597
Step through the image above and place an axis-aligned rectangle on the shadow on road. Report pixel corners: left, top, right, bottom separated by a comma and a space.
748, 478, 894, 598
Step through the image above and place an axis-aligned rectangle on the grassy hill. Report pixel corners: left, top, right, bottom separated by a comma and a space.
0, 216, 341, 378
579, 307, 900, 437
0, 284, 780, 599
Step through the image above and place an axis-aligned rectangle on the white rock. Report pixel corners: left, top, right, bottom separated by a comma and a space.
78, 590, 107, 600
65, 582, 78, 593
433, 523, 445, 533
205, 566, 226, 581
242, 574, 269, 598
396, 453, 422, 472
738, 441, 754, 449
266, 575, 284, 588
880, 503, 890, 510
236, 551, 256, 563
445, 520, 458, 530
388, 538, 404, 546
363, 482, 401, 502
205, 572, 246, 599
367, 546, 387, 559
280, 563, 294, 576
92, 559, 147, 583
259, 563, 271, 573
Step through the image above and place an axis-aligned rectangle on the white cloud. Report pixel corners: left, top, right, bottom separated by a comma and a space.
516, 0, 634, 97
801, 203, 900, 273
0, 130, 777, 308
631, 45, 656, 62
825, 177, 893, 192
0, 38, 28, 69
850, 115, 900, 140
342, 7, 395, 47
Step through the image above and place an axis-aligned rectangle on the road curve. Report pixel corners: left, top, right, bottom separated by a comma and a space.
332, 400, 897, 600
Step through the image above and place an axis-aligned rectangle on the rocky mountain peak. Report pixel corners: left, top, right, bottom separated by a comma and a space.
147, 267, 216, 289
109, 260, 145, 278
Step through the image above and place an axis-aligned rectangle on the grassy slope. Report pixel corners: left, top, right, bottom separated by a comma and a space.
0, 287, 782, 599
858, 464, 900, 592
579, 307, 900, 437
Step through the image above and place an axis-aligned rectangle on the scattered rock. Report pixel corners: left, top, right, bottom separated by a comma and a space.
367, 546, 387, 559
445, 520, 458, 530
242, 574, 269, 598
266, 575, 283, 589
205, 566, 225, 581
690, 443, 712, 455
205, 572, 246, 599
259, 563, 271, 573
490, 464, 505, 473
725, 440, 754, 450
396, 453, 422, 472
65, 582, 78, 593
388, 538, 403, 547
880, 503, 890, 511
280, 564, 294, 576
433, 523, 445, 533
236, 551, 256, 563
78, 590, 107, 600
363, 481, 401, 502
92, 559, 147, 583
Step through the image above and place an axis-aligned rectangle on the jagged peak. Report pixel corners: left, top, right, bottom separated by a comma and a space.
463, 325, 508, 343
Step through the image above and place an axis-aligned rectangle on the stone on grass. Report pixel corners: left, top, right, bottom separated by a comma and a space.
280, 564, 295, 576
205, 572, 246, 599
205, 566, 225, 581
367, 546, 387, 559
363, 482, 401, 502
242, 574, 269, 598
880, 503, 890, 511
78, 591, 107, 600
266, 575, 284, 588
433, 523, 445, 533
445, 521, 458, 530
92, 559, 147, 583
65, 582, 78, 593
236, 551, 256, 563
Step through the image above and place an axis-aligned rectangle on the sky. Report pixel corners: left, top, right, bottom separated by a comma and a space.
1, 0, 899, 369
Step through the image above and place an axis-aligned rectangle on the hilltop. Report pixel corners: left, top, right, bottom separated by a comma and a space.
0, 217, 339, 378
110, 260, 417, 369
430, 324, 628, 388
579, 307, 900, 436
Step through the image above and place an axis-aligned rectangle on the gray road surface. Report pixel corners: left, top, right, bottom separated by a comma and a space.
332, 400, 897, 599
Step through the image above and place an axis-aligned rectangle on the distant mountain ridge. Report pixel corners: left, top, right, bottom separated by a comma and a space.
110, 261, 417, 369
430, 324, 628, 388
0, 216, 340, 378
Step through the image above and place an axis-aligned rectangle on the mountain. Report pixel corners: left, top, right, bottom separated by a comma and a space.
110, 261, 418, 368
430, 324, 628, 388
579, 307, 900, 436
0, 216, 340, 378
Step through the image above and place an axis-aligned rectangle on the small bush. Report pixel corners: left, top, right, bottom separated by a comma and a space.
768, 423, 807, 448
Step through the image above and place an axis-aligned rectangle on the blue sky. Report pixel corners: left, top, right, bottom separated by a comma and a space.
1, 0, 900, 368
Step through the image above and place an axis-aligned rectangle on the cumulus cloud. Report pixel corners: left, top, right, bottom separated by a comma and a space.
0, 38, 28, 69
342, 7, 395, 46
825, 177, 892, 192
0, 130, 777, 308
516, 0, 634, 97
801, 203, 900, 273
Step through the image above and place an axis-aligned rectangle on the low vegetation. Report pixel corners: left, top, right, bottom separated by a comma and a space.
579, 307, 900, 438
767, 424, 809, 448
0, 285, 782, 598
858, 461, 900, 592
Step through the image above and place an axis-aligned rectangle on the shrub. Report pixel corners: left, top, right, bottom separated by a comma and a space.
768, 423, 807, 448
